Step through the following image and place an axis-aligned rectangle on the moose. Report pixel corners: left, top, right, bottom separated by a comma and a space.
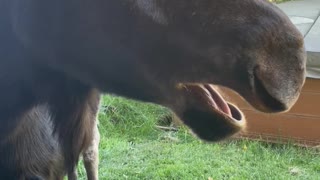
0, 91, 101, 180
0, 0, 306, 179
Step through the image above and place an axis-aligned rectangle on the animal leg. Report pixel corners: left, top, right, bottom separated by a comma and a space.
67, 169, 78, 180
83, 120, 100, 180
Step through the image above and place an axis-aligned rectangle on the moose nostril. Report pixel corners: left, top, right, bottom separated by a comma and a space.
253, 72, 289, 112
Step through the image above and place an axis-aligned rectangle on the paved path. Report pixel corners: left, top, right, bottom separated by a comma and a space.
276, 0, 320, 78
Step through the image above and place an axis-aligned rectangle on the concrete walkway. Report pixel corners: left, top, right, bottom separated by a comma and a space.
276, 0, 320, 78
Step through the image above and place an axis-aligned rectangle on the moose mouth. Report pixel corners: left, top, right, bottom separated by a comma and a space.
177, 83, 245, 141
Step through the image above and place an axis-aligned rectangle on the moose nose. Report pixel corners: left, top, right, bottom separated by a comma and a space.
253, 58, 306, 112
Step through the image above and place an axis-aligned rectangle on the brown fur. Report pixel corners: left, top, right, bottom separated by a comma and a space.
0, 0, 306, 177
0, 105, 65, 179
0, 90, 100, 179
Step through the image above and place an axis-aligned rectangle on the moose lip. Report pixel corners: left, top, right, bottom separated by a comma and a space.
253, 73, 287, 112
182, 83, 243, 121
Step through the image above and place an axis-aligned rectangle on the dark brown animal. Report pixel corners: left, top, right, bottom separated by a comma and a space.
0, 90, 100, 180
0, 0, 306, 178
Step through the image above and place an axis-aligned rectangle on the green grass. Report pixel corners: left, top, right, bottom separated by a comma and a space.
76, 95, 320, 180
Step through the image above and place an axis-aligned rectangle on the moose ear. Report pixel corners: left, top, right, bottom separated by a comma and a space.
135, 0, 168, 25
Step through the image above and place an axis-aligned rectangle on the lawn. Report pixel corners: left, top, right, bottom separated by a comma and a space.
76, 95, 320, 180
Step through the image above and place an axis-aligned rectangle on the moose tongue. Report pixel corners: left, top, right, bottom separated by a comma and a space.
204, 84, 232, 116
184, 84, 232, 117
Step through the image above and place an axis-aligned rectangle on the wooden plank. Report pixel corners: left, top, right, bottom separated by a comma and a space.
289, 92, 320, 117
218, 78, 320, 146
299, 78, 320, 93
238, 110, 320, 146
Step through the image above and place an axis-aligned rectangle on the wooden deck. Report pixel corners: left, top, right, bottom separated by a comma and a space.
222, 78, 320, 147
